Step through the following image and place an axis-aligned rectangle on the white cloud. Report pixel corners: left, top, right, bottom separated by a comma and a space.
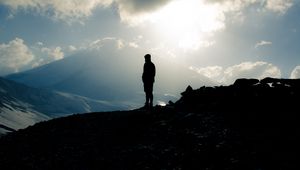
0, 38, 66, 73
31, 58, 44, 68
0, 0, 293, 24
86, 37, 143, 51
0, 0, 171, 23
191, 61, 281, 85
36, 41, 43, 46
88, 37, 124, 50
0, 38, 34, 76
189, 66, 223, 80
117, 39, 125, 49
223, 61, 281, 84
266, 0, 293, 14
129, 42, 138, 48
115, 0, 292, 26
41, 46, 64, 60
205, 0, 294, 19
68, 45, 77, 52
0, 0, 113, 23
255, 40, 272, 48
207, 0, 257, 12
290, 65, 300, 78
29, 45, 65, 68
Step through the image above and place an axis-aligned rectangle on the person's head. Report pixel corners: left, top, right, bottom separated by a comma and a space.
144, 54, 151, 63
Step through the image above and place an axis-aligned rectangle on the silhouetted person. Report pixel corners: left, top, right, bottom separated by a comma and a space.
142, 54, 156, 108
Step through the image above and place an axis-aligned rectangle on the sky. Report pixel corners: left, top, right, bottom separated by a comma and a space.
0, 0, 300, 85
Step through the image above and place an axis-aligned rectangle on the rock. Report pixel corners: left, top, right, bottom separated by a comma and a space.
233, 78, 259, 87
260, 77, 277, 84
181, 85, 193, 96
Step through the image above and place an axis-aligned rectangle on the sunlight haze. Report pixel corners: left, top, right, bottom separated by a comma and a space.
1, 0, 299, 85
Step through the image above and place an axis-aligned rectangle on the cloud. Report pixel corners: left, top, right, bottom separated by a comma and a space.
206, 0, 294, 14
223, 61, 281, 84
114, 0, 172, 24
0, 0, 293, 25
0, 38, 67, 74
115, 0, 171, 15
191, 61, 281, 85
0, 0, 113, 23
41, 46, 64, 60
266, 0, 293, 14
68, 45, 77, 52
0, 0, 170, 23
88, 37, 126, 50
0, 38, 34, 76
255, 40, 272, 48
290, 65, 300, 78
117, 0, 171, 13
29, 45, 65, 68
127, 0, 294, 29
129, 42, 138, 48
189, 66, 223, 80
36, 42, 44, 46
206, 0, 256, 11
20, 38, 134, 69
116, 0, 293, 25
86, 36, 157, 52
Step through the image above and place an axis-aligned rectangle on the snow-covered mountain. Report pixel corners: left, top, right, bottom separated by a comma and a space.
0, 77, 127, 135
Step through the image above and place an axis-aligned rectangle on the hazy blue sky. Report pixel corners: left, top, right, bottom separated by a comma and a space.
1, 0, 300, 84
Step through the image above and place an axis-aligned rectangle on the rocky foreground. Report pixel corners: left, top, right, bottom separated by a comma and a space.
0, 77, 299, 170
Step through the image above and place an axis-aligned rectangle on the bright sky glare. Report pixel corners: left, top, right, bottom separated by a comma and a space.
0, 0, 300, 84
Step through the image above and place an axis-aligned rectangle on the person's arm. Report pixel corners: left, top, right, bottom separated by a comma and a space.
142, 64, 145, 83
153, 63, 156, 82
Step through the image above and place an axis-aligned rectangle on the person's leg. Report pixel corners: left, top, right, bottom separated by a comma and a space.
144, 82, 154, 108
149, 92, 153, 107
144, 83, 150, 108
149, 82, 154, 107
145, 91, 150, 107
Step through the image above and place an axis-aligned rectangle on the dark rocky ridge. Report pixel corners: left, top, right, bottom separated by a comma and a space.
0, 77, 299, 170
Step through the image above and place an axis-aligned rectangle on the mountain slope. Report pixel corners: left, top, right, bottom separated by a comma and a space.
0, 77, 126, 134
0, 78, 299, 169
6, 49, 215, 104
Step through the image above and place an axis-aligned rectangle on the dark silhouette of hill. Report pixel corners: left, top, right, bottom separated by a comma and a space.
0, 77, 299, 170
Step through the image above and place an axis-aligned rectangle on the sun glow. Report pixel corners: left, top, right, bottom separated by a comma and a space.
147, 0, 224, 50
